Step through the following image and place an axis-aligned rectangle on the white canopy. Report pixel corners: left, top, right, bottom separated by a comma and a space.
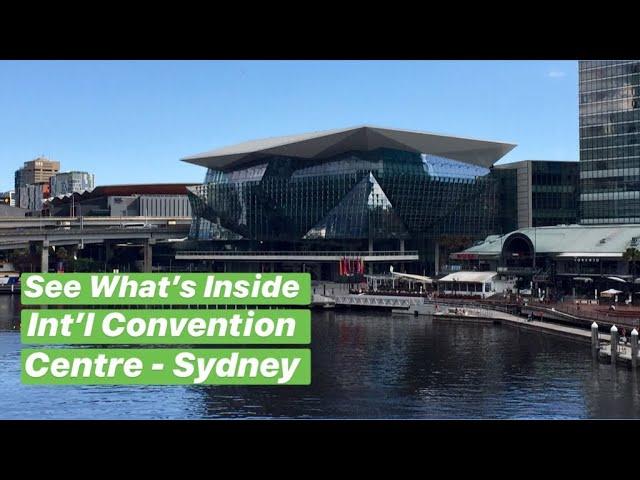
438, 271, 497, 284
391, 271, 434, 284
601, 288, 623, 296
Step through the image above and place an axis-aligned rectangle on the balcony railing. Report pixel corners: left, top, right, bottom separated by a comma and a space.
497, 266, 540, 275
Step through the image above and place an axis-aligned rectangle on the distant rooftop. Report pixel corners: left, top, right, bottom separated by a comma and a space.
45, 183, 191, 205
0, 204, 28, 217
495, 159, 579, 169
460, 224, 640, 257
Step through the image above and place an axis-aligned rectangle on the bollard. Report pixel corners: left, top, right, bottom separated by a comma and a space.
632, 329, 638, 369
591, 322, 599, 359
611, 325, 619, 365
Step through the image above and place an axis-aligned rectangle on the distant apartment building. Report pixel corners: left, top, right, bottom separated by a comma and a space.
18, 182, 50, 211
50, 171, 95, 197
579, 60, 640, 224
14, 157, 60, 206
0, 190, 15, 207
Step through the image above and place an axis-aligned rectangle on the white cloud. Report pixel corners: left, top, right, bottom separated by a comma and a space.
547, 70, 566, 78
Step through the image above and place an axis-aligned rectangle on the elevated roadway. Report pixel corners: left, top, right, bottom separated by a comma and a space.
0, 216, 191, 272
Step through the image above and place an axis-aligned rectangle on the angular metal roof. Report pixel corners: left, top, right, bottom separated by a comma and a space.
181, 125, 516, 170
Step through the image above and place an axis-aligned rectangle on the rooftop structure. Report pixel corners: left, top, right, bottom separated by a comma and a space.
182, 125, 516, 170
456, 224, 640, 259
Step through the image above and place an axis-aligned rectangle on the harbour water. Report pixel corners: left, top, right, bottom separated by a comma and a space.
2, 295, 640, 419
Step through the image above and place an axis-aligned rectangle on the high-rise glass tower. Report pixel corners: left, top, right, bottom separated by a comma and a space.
579, 60, 640, 224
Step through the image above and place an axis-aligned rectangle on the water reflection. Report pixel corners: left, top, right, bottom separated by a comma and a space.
2, 296, 640, 419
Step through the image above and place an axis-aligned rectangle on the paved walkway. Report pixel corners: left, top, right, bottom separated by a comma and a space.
528, 301, 640, 328
434, 307, 610, 344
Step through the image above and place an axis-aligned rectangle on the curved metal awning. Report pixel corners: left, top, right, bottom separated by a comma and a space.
607, 276, 628, 283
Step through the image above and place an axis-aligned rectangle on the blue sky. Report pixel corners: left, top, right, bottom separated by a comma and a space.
0, 60, 578, 192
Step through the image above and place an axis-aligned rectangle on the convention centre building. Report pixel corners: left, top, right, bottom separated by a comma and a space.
176, 125, 577, 280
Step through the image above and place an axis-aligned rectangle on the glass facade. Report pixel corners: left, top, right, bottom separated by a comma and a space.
494, 160, 578, 230
579, 60, 640, 224
188, 148, 504, 244
530, 161, 578, 226
50, 171, 95, 197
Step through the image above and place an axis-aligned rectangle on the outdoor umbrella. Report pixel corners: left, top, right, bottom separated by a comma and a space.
600, 288, 623, 297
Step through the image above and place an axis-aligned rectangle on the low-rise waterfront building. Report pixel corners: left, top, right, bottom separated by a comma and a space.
451, 224, 640, 298
437, 271, 500, 298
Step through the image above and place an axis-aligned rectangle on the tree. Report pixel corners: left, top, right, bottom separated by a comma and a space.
8, 248, 38, 273
55, 247, 71, 262
623, 247, 640, 278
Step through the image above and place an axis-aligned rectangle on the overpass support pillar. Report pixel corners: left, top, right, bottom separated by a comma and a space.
105, 240, 114, 264
143, 239, 154, 273
40, 240, 50, 273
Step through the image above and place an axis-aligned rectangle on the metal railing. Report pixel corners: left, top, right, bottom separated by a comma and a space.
526, 301, 640, 329
497, 266, 540, 274
0, 225, 189, 237
333, 294, 424, 307
427, 298, 520, 315
176, 250, 419, 257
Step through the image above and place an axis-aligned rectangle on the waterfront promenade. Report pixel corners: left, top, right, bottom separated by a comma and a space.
429, 305, 610, 345
315, 287, 627, 352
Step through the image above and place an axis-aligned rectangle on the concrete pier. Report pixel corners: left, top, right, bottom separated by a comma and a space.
105, 240, 114, 264
143, 239, 154, 273
40, 240, 49, 273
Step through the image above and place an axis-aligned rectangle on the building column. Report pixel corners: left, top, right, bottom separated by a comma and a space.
399, 239, 405, 253
368, 238, 373, 254
41, 240, 50, 273
143, 239, 153, 273
434, 242, 440, 275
